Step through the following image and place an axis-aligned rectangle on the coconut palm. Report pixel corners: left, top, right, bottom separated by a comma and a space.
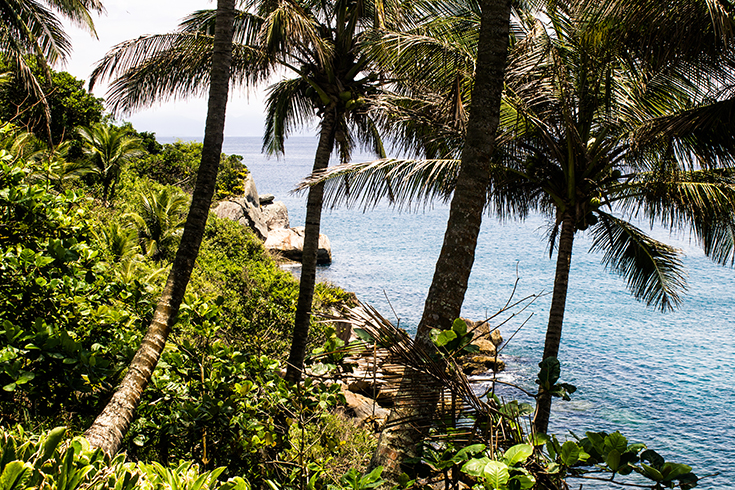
78, 123, 144, 205
88, 0, 426, 383
301, 0, 735, 437
0, 0, 103, 142
126, 187, 189, 262
83, 0, 236, 455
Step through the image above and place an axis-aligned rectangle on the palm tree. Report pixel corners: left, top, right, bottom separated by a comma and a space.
87, 0, 422, 383
126, 187, 189, 262
302, 0, 735, 438
78, 123, 144, 205
365, 0, 514, 477
83, 0, 236, 455
0, 0, 103, 143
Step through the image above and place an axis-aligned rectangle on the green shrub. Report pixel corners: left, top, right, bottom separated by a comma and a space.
0, 156, 154, 427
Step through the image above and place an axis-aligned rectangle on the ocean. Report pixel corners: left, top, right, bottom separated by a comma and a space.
162, 135, 734, 489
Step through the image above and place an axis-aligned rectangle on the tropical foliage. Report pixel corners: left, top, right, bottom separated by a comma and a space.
0, 0, 103, 142
78, 123, 144, 204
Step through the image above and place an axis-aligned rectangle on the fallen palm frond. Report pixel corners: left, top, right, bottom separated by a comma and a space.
309, 296, 539, 452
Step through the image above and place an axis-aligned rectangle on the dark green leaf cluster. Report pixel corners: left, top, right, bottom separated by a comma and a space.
0, 58, 104, 150
535, 357, 577, 401
545, 430, 698, 489
0, 157, 156, 425
0, 426, 248, 490
128, 140, 250, 200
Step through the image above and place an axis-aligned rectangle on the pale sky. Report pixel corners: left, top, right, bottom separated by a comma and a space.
62, 0, 273, 138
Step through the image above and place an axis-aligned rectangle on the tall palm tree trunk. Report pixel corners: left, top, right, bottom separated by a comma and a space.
84, 0, 235, 455
285, 108, 337, 383
371, 0, 511, 478
533, 212, 575, 435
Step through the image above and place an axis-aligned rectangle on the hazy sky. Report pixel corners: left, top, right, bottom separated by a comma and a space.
63, 0, 277, 138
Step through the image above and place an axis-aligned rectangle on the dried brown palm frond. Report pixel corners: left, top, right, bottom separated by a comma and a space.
310, 299, 537, 448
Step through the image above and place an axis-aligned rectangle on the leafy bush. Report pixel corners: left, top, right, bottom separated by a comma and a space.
0, 156, 155, 427
128, 141, 249, 199
0, 426, 249, 490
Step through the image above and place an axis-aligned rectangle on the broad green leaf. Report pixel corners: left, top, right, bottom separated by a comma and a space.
511, 470, 536, 490
452, 319, 467, 336
454, 444, 486, 463
640, 449, 665, 468
461, 457, 491, 477
482, 461, 509, 490
361, 466, 384, 486
435, 329, 457, 347
0, 461, 30, 490
15, 372, 34, 385
585, 432, 606, 454
639, 463, 664, 481
503, 444, 533, 466
603, 432, 627, 455
605, 449, 621, 472
536, 357, 560, 390
660, 462, 692, 482
40, 427, 66, 463
559, 441, 580, 466
531, 433, 549, 446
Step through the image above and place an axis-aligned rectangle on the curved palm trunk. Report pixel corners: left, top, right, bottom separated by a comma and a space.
533, 212, 575, 435
371, 0, 512, 478
285, 108, 337, 383
84, 0, 235, 455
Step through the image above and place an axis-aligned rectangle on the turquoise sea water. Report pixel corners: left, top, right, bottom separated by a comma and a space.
164, 135, 734, 488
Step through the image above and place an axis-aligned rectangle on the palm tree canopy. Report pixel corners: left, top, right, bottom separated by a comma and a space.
0, 0, 104, 141
88, 0, 433, 163
299, 0, 735, 311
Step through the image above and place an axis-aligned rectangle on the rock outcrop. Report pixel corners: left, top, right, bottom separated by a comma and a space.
460, 318, 505, 375
212, 174, 269, 240
264, 226, 332, 264
213, 175, 332, 264
261, 200, 290, 230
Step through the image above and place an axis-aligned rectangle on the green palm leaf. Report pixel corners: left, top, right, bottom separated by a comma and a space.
297, 157, 460, 210
589, 211, 686, 311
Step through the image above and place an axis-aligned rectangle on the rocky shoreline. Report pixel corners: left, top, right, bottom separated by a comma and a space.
212, 172, 332, 264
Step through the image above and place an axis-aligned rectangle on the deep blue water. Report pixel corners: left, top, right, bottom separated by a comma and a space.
162, 135, 734, 489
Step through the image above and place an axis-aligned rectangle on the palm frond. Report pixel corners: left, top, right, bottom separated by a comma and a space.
262, 77, 316, 156
631, 98, 735, 170
589, 211, 687, 311
616, 169, 735, 231
698, 216, 735, 266
296, 157, 459, 211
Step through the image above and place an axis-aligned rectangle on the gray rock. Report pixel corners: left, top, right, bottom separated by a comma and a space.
259, 193, 275, 205
461, 355, 505, 376
463, 318, 503, 346
212, 174, 269, 240
261, 200, 290, 230
264, 227, 332, 264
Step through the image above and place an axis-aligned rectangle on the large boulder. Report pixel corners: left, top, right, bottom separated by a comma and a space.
264, 226, 332, 264
261, 200, 290, 230
212, 174, 269, 240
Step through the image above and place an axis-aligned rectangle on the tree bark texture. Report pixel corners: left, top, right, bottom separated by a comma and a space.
84, 0, 235, 455
370, 0, 512, 479
285, 108, 338, 383
533, 212, 575, 435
